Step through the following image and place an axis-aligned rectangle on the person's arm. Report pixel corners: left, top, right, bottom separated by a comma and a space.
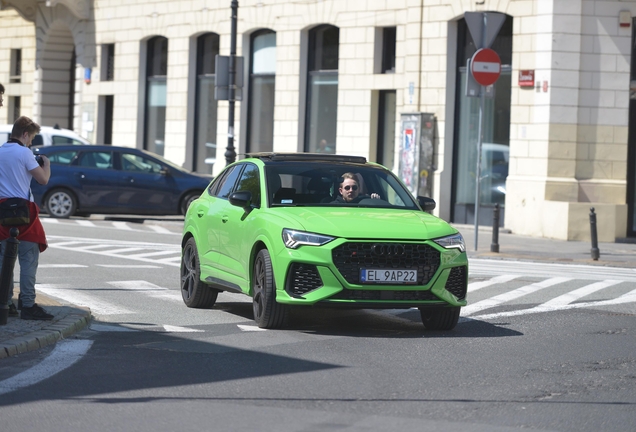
29, 155, 51, 185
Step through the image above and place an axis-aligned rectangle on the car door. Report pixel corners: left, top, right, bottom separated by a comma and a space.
73, 150, 120, 210
215, 163, 262, 289
117, 151, 182, 214
196, 165, 243, 277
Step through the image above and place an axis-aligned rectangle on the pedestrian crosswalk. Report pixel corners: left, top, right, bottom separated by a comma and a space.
35, 271, 636, 323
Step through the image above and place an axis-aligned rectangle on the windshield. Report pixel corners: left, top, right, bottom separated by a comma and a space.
264, 162, 419, 209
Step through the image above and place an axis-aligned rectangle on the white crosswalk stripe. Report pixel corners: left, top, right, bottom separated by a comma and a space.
463, 277, 572, 317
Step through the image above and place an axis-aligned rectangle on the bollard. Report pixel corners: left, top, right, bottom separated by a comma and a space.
490, 203, 500, 253
0, 228, 20, 325
589, 207, 600, 261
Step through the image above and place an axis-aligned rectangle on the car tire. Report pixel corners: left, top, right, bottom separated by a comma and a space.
419, 307, 460, 331
252, 249, 288, 329
180, 237, 218, 308
180, 192, 201, 215
44, 188, 77, 218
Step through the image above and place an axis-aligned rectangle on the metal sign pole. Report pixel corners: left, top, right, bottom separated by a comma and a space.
225, 0, 239, 165
474, 90, 484, 251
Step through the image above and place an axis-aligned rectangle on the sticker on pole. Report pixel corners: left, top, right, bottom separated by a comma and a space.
470, 48, 501, 86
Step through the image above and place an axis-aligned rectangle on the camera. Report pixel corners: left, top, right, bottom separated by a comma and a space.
35, 155, 44, 167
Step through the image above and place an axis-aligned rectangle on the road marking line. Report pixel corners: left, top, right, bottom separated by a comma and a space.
462, 277, 571, 317
36, 284, 133, 315
0, 340, 93, 395
148, 292, 182, 302
163, 325, 204, 333
41, 218, 59, 223
112, 221, 134, 230
126, 250, 178, 258
107, 280, 168, 290
148, 225, 173, 234
468, 274, 519, 292
96, 264, 162, 268
472, 288, 636, 320
76, 220, 96, 227
541, 280, 622, 307
238, 325, 266, 332
102, 247, 146, 254
90, 323, 138, 332
75, 244, 115, 251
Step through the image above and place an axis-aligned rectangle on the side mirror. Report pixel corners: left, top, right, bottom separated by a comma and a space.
160, 168, 171, 176
229, 191, 253, 209
417, 196, 436, 212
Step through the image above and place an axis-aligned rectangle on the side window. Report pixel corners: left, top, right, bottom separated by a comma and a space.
32, 135, 43, 146
52, 135, 75, 145
77, 151, 113, 169
234, 163, 261, 207
47, 150, 78, 165
121, 153, 163, 174
214, 165, 242, 199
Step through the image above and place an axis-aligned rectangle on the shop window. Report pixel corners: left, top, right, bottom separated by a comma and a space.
101, 44, 115, 81
247, 30, 276, 153
305, 25, 339, 153
10, 49, 21, 83
144, 36, 168, 156
193, 33, 219, 174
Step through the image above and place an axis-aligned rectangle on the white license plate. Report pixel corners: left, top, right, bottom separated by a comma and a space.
360, 269, 418, 284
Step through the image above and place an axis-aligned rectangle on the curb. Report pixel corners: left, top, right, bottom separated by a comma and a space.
0, 308, 92, 359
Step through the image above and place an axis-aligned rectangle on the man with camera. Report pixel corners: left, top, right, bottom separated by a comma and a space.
0, 116, 52, 320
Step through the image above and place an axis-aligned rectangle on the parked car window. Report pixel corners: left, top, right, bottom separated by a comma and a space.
121, 153, 163, 174
77, 151, 113, 169
52, 135, 86, 145
46, 150, 78, 165
215, 165, 243, 199
234, 163, 261, 207
32, 135, 44, 146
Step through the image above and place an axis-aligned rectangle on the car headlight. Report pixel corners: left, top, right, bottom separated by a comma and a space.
282, 229, 334, 249
433, 233, 466, 252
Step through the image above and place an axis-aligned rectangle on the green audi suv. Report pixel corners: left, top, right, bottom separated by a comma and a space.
181, 153, 468, 330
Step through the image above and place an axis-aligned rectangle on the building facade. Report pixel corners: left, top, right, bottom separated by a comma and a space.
0, 0, 634, 242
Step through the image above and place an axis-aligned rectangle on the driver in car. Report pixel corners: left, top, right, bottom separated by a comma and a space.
333, 172, 380, 203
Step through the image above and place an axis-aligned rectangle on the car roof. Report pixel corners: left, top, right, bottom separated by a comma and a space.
34, 144, 139, 152
244, 152, 368, 164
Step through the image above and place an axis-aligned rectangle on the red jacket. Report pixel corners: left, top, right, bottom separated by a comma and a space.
0, 199, 48, 252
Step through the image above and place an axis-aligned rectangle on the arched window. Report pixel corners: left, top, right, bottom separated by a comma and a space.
305, 25, 339, 153
194, 33, 220, 173
246, 30, 276, 153
144, 36, 168, 156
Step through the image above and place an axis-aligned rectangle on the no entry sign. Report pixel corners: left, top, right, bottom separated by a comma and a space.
470, 48, 501, 86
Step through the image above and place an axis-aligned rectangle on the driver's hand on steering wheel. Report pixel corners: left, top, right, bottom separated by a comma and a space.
370, 193, 380, 199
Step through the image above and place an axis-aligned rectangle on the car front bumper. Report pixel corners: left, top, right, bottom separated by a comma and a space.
272, 239, 468, 309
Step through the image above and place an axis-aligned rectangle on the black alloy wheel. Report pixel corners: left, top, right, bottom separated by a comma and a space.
252, 249, 288, 329
180, 237, 218, 308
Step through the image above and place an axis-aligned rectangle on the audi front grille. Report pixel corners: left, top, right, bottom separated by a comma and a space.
331, 242, 441, 285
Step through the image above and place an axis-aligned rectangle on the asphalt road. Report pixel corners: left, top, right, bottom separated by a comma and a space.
0, 217, 634, 432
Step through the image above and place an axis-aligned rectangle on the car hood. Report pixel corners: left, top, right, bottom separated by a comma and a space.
275, 207, 457, 240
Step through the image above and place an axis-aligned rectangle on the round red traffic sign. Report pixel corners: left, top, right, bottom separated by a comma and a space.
470, 48, 501, 86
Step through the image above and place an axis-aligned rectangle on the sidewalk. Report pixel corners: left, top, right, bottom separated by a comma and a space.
1, 226, 635, 359
0, 292, 91, 359
454, 224, 636, 268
